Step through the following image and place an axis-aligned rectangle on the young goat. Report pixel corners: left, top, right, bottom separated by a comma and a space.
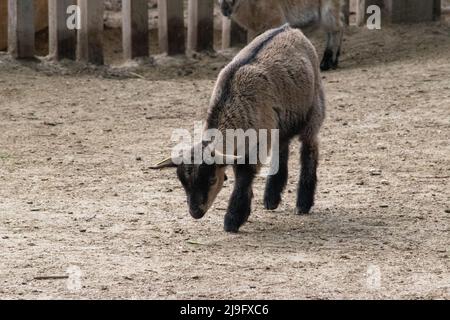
219, 0, 346, 71
153, 25, 325, 233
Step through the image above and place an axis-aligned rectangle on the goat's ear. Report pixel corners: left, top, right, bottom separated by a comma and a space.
150, 156, 178, 169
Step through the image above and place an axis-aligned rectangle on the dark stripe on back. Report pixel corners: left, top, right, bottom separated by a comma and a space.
228, 23, 290, 76
207, 24, 290, 129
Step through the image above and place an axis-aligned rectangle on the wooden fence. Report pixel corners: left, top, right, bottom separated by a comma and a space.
357, 0, 442, 25
4, 0, 249, 62
2, 0, 443, 63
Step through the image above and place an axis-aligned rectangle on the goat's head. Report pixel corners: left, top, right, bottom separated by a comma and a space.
151, 144, 237, 219
218, 0, 241, 17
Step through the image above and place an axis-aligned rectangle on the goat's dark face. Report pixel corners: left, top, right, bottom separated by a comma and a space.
177, 163, 226, 219
151, 143, 236, 219
218, 0, 239, 17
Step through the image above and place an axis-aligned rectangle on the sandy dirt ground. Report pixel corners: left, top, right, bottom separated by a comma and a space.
0, 20, 449, 299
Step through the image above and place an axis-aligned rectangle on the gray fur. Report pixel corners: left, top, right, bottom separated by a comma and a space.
219, 0, 346, 70
154, 26, 325, 232
207, 25, 325, 148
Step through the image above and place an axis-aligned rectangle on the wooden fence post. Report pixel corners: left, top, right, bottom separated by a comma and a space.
158, 0, 185, 55
187, 0, 214, 52
222, 17, 247, 49
8, 0, 35, 58
389, 0, 435, 23
49, 0, 77, 60
77, 0, 104, 64
343, 0, 350, 25
122, 0, 149, 60
433, 0, 441, 21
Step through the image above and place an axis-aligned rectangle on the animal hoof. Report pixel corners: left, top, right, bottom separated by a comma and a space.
320, 60, 333, 71
296, 205, 312, 215
320, 49, 333, 71
224, 226, 239, 233
224, 214, 242, 233
224, 222, 240, 233
320, 48, 339, 71
264, 195, 281, 210
320, 64, 330, 71
321, 58, 339, 71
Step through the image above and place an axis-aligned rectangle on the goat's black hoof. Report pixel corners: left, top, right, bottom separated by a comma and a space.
320, 59, 336, 71
320, 51, 332, 71
296, 204, 313, 215
320, 62, 332, 71
321, 58, 339, 71
331, 61, 339, 70
224, 214, 244, 233
320, 49, 338, 71
264, 194, 281, 210
224, 226, 239, 233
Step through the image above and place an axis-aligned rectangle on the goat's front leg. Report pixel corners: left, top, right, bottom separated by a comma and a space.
224, 165, 256, 233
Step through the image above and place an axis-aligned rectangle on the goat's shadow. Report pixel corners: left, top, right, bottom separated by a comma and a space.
212, 207, 392, 252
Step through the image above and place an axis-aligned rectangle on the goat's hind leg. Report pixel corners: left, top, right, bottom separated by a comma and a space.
264, 142, 290, 210
296, 136, 319, 214
296, 94, 324, 214
320, 5, 344, 71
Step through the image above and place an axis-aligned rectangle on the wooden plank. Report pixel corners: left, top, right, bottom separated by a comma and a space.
77, 0, 104, 65
343, 0, 350, 25
8, 0, 34, 58
49, 0, 77, 60
221, 17, 247, 49
187, 0, 214, 52
158, 0, 185, 55
0, 0, 7, 50
122, 0, 149, 60
433, 0, 441, 20
389, 0, 434, 23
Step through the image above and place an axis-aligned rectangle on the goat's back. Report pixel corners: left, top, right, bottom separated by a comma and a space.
208, 25, 322, 138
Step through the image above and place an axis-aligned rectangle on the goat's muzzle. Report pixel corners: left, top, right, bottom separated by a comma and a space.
189, 208, 206, 220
